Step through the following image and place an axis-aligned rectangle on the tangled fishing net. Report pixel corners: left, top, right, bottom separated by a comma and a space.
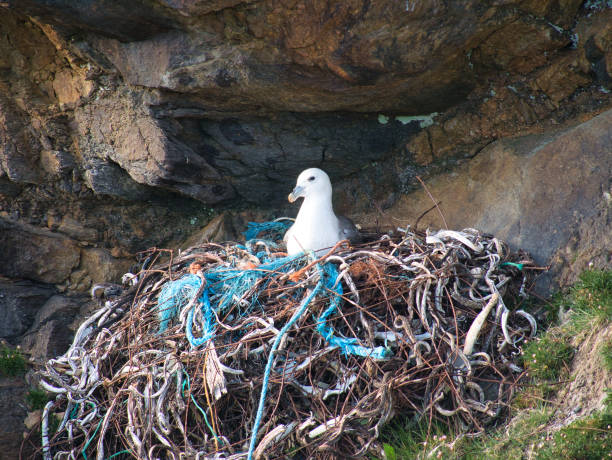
37, 222, 538, 459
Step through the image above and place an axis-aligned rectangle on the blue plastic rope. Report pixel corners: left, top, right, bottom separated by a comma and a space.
157, 274, 203, 332
106, 450, 131, 459
243, 221, 291, 241
501, 261, 524, 270
247, 275, 324, 460
81, 419, 103, 460
316, 264, 390, 360
157, 254, 304, 347
185, 287, 214, 347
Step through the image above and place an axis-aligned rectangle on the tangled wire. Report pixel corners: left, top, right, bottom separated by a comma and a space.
37, 224, 537, 459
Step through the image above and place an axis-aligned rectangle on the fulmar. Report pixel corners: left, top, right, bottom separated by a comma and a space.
284, 168, 360, 256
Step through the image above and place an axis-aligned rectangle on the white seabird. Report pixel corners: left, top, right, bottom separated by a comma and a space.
284, 168, 359, 256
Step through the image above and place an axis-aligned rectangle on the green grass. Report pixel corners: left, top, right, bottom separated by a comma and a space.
602, 340, 612, 372
26, 388, 50, 410
536, 394, 612, 460
521, 335, 574, 381
379, 406, 556, 460
0, 345, 27, 377
457, 406, 554, 460
380, 417, 455, 460
564, 270, 612, 331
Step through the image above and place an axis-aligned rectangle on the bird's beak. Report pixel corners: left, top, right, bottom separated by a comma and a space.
287, 185, 304, 203
288, 185, 304, 203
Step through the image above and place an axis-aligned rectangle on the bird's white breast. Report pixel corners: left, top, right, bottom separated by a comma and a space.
286, 197, 341, 256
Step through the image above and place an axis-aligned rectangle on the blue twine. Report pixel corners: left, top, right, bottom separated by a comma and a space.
157, 274, 203, 332
246, 274, 324, 460
106, 450, 131, 459
316, 264, 390, 360
501, 261, 524, 270
182, 370, 221, 445
243, 221, 291, 241
81, 419, 103, 460
157, 253, 304, 347
185, 287, 214, 346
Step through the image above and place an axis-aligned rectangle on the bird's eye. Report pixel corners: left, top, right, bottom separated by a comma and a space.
308, 176, 315, 181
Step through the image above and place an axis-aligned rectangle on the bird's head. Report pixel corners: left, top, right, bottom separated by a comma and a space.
288, 168, 332, 203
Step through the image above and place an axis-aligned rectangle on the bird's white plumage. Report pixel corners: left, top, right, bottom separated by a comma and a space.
284, 168, 354, 256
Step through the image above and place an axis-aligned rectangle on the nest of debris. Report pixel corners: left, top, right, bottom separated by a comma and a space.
36, 224, 538, 459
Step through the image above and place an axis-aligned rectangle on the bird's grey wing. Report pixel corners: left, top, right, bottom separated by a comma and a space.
337, 215, 361, 243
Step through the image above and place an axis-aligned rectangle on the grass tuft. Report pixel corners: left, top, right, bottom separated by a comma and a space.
521, 336, 574, 381
602, 340, 612, 372
569, 269, 612, 320
380, 417, 453, 460
536, 403, 612, 460
0, 345, 27, 377
26, 388, 50, 410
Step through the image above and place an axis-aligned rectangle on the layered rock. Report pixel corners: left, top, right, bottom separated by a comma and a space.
3, 0, 610, 211
0, 1, 611, 449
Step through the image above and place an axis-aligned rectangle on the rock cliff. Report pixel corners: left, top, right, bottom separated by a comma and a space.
0, 1, 611, 454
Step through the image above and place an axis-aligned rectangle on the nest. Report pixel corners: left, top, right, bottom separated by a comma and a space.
37, 226, 538, 459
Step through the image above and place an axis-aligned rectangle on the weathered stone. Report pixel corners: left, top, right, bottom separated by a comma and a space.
472, 15, 569, 74
366, 108, 612, 294
79, 248, 133, 287
577, 9, 612, 85
19, 294, 85, 362
0, 376, 31, 460
534, 52, 592, 104
82, 159, 155, 200
0, 176, 21, 197
40, 150, 75, 176
160, 0, 248, 16
0, 93, 42, 185
180, 211, 253, 246
194, 113, 418, 205
10, 1, 575, 113
75, 95, 235, 203
0, 217, 80, 285
407, 131, 433, 166
521, 0, 583, 28
52, 68, 94, 108
7, 0, 182, 42
0, 280, 55, 341
55, 216, 97, 242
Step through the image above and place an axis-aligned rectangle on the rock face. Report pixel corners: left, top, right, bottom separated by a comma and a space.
3, 0, 610, 211
20, 294, 87, 363
364, 108, 612, 293
0, 280, 55, 342
0, 376, 31, 459
0, 0, 611, 451
0, 218, 80, 285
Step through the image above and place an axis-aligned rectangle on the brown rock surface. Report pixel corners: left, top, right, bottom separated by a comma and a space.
0, 376, 30, 460
365, 108, 612, 293
0, 217, 80, 285
76, 248, 133, 291
20, 294, 86, 362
